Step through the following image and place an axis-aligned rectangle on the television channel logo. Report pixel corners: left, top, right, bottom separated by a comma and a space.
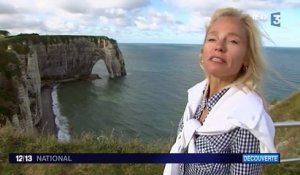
271, 12, 281, 27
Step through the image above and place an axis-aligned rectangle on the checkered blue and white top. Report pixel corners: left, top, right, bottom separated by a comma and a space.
177, 87, 262, 175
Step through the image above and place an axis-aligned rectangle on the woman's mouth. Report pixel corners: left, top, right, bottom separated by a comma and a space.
209, 56, 226, 63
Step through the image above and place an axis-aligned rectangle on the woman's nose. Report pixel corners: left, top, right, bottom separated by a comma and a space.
214, 40, 226, 52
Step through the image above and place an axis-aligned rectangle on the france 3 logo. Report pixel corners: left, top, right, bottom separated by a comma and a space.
271, 12, 281, 27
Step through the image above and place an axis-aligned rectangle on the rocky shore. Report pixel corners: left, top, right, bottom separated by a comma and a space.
38, 85, 57, 136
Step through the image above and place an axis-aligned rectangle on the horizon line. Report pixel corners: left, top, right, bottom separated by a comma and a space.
118, 42, 300, 48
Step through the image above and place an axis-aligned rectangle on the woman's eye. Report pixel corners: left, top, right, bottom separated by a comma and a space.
229, 40, 238, 44
207, 38, 216, 42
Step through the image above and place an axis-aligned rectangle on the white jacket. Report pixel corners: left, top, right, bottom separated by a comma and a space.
163, 80, 276, 175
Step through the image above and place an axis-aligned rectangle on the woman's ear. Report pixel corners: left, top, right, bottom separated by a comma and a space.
243, 56, 249, 67
241, 57, 250, 73
199, 48, 205, 70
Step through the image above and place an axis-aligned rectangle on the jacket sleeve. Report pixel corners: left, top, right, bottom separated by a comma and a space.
227, 92, 276, 153
230, 128, 262, 175
176, 102, 191, 138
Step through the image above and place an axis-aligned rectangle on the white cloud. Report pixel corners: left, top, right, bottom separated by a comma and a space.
163, 0, 300, 35
104, 8, 127, 17
97, 14, 129, 28
165, 0, 239, 14
0, 0, 150, 35
89, 0, 149, 9
0, 0, 299, 46
58, 0, 149, 13
0, 13, 45, 32
5, 0, 149, 13
278, 0, 300, 7
134, 9, 177, 30
165, 0, 300, 13
0, 1, 17, 14
60, 1, 90, 14
135, 16, 159, 30
45, 16, 77, 33
176, 12, 209, 33
98, 16, 109, 24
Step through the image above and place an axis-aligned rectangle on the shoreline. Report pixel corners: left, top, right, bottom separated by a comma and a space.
39, 85, 58, 136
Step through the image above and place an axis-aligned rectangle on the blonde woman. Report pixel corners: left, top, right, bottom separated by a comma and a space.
164, 7, 276, 175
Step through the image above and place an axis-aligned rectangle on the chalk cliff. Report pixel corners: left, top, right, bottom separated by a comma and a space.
35, 37, 126, 79
0, 34, 126, 131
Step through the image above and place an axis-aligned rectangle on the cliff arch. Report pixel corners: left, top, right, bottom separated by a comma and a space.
36, 38, 126, 80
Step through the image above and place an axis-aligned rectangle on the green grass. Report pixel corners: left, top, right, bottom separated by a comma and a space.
262, 91, 300, 175
0, 127, 173, 175
269, 91, 300, 159
0, 91, 300, 174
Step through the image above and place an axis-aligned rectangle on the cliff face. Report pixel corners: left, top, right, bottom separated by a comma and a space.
9, 52, 39, 130
0, 51, 37, 130
36, 38, 126, 79
0, 35, 126, 131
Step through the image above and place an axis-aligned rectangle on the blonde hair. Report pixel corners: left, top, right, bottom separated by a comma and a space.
201, 7, 266, 92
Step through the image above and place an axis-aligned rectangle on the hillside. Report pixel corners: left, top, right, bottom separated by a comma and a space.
263, 91, 300, 175
0, 91, 300, 175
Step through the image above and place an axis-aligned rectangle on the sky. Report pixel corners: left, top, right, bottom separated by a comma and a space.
0, 0, 299, 47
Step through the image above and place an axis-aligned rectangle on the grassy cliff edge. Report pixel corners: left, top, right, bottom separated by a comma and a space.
0, 91, 300, 175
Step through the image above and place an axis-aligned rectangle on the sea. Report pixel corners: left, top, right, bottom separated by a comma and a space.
52, 44, 300, 142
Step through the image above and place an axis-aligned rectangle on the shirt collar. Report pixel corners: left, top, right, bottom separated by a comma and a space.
206, 87, 229, 111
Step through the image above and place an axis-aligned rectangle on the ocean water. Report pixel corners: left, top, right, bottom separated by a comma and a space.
53, 44, 300, 141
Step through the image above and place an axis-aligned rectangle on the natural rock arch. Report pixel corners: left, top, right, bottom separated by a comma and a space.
35, 38, 126, 80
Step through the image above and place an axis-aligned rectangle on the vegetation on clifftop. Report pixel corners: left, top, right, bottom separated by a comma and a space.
0, 51, 20, 124
0, 91, 300, 174
0, 51, 20, 78
0, 33, 114, 55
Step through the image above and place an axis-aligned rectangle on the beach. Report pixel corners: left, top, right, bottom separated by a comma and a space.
39, 86, 57, 136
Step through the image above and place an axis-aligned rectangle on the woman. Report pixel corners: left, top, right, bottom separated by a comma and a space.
164, 7, 276, 175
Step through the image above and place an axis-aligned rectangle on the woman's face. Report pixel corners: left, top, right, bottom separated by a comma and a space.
201, 16, 248, 82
